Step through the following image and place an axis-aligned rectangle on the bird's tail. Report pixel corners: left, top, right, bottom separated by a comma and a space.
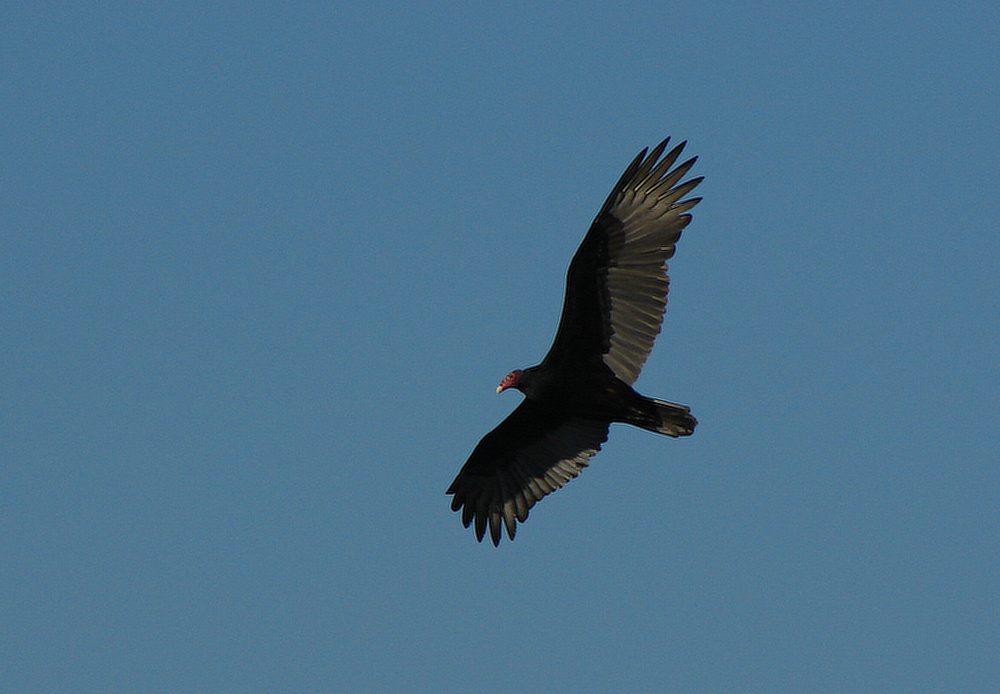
627, 398, 697, 438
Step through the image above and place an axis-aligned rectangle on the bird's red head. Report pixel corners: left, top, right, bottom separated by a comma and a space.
496, 369, 523, 394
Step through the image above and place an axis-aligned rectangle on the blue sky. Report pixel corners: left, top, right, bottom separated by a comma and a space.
3, 3, 998, 692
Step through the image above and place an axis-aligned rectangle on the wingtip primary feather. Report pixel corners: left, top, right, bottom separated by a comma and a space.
631, 139, 671, 185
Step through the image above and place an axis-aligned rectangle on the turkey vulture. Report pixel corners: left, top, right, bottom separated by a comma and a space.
447, 138, 702, 546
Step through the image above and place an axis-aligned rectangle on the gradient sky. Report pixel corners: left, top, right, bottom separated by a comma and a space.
3, 3, 998, 692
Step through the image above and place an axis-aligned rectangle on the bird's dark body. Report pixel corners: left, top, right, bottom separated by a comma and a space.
447, 138, 703, 545
517, 360, 692, 434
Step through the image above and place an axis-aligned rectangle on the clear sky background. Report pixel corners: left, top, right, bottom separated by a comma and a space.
3, 3, 997, 692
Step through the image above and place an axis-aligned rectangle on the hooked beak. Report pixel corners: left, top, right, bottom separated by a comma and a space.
496, 369, 522, 394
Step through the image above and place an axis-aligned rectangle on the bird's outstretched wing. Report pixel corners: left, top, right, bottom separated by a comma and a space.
545, 138, 702, 385
446, 401, 610, 546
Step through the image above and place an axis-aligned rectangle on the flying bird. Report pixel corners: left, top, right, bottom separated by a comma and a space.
447, 138, 702, 546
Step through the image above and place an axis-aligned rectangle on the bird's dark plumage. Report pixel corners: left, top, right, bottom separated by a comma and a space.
447, 138, 702, 545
